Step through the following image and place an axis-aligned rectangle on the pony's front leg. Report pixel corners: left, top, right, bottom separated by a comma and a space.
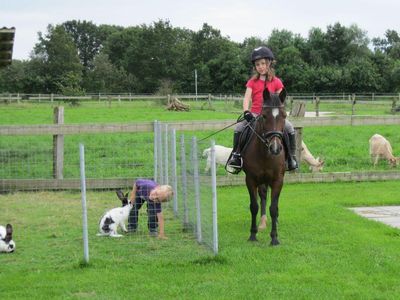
246, 181, 259, 241
269, 181, 283, 246
258, 185, 268, 230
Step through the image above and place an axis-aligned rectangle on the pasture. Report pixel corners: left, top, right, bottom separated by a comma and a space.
1, 99, 400, 298
1, 181, 400, 299
1, 99, 400, 180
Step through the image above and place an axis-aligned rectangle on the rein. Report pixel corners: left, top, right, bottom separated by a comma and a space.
197, 114, 244, 142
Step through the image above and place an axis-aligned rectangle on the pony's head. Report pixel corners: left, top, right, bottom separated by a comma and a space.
258, 88, 287, 155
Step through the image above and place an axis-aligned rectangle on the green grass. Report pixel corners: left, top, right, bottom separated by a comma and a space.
1, 181, 400, 299
0, 99, 398, 125
0, 100, 238, 125
2, 124, 399, 179
316, 100, 395, 116
1, 100, 400, 179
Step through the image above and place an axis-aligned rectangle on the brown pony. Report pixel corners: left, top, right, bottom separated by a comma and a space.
242, 88, 287, 245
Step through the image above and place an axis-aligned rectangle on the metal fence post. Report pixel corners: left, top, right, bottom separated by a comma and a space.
79, 143, 89, 264
164, 124, 169, 185
192, 137, 202, 243
153, 120, 158, 182
171, 128, 178, 217
211, 140, 218, 255
157, 122, 163, 184
180, 135, 189, 229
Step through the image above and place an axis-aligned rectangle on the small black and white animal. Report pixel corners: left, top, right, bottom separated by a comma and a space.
0, 224, 15, 253
97, 190, 132, 237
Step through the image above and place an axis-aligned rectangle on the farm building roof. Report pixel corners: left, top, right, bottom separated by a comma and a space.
0, 27, 15, 68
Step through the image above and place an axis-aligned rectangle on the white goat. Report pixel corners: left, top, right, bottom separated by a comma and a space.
203, 145, 233, 173
301, 141, 324, 172
369, 134, 400, 167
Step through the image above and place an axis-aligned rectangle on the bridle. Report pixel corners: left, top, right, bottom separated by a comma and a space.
248, 103, 284, 151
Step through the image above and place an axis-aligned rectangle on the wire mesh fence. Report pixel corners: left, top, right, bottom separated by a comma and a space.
0, 121, 219, 261
153, 121, 218, 254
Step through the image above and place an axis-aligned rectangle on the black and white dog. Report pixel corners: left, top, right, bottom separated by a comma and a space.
0, 224, 15, 253
97, 190, 132, 237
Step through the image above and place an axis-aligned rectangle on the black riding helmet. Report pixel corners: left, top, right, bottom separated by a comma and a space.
251, 46, 274, 64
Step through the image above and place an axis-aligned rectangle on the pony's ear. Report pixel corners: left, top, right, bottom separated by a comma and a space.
263, 88, 271, 102
279, 88, 287, 103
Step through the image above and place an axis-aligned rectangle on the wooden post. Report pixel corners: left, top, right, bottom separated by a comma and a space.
315, 96, 320, 117
290, 96, 293, 113
294, 127, 303, 170
392, 96, 398, 114
53, 107, 64, 179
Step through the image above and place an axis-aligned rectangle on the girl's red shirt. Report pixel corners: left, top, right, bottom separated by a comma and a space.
246, 76, 284, 113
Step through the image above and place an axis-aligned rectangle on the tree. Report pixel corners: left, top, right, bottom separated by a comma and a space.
325, 23, 370, 65
32, 25, 83, 93
0, 60, 26, 92
342, 56, 380, 92
373, 30, 400, 59
84, 53, 136, 92
389, 60, 400, 92
304, 27, 329, 67
104, 20, 192, 93
275, 46, 310, 92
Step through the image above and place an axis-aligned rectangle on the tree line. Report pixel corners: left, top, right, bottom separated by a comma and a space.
1, 20, 400, 95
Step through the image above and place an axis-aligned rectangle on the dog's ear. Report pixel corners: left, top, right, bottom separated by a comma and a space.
5, 224, 13, 243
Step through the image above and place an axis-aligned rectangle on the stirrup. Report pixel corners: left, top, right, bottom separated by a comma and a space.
286, 157, 298, 171
226, 154, 243, 174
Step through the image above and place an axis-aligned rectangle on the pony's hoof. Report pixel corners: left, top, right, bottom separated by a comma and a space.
258, 222, 267, 230
248, 236, 258, 242
270, 239, 280, 246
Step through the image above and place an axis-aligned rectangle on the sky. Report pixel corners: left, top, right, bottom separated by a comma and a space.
3, 0, 400, 60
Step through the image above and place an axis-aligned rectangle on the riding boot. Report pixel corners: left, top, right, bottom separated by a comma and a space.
226, 132, 242, 174
287, 132, 298, 171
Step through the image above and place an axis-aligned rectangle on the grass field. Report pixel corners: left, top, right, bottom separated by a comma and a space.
1, 181, 400, 299
0, 98, 397, 125
1, 124, 399, 180
1, 100, 400, 298
1, 99, 400, 179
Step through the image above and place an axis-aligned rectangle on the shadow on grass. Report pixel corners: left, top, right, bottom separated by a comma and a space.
190, 255, 228, 266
